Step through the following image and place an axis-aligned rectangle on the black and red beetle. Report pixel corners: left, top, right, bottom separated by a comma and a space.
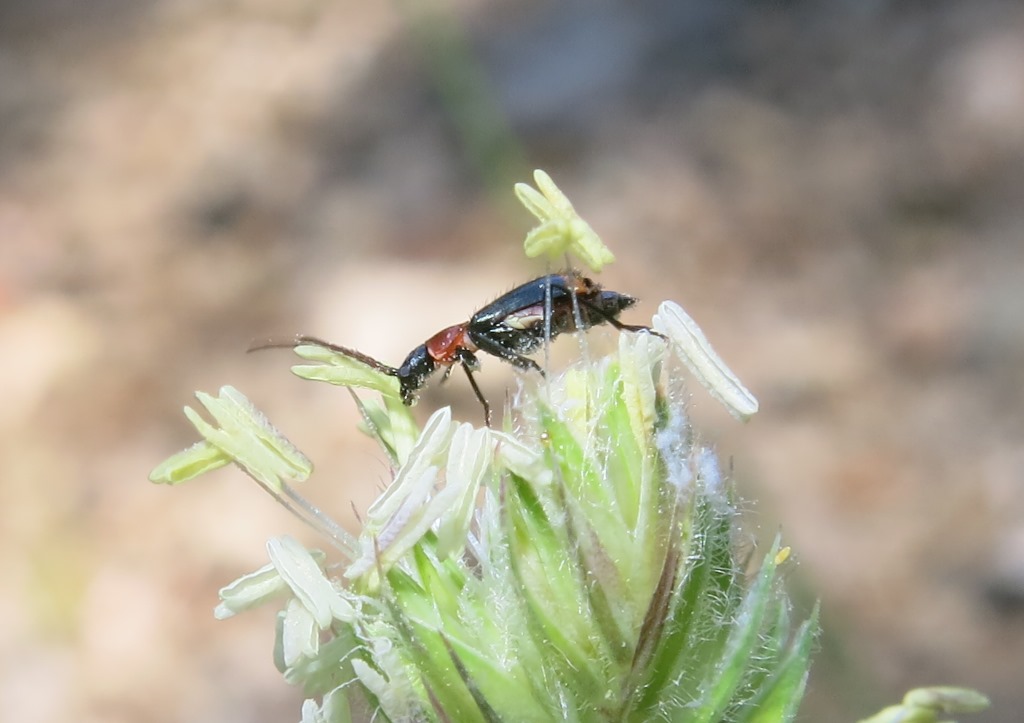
263, 272, 653, 424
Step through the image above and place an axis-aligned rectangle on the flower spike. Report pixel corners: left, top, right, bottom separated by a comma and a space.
515, 169, 616, 271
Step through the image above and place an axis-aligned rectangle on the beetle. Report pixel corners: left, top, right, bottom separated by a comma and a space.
263, 272, 653, 424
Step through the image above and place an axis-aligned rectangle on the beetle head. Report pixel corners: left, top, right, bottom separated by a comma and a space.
396, 344, 437, 405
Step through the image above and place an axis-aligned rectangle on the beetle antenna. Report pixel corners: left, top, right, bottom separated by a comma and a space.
248, 335, 400, 377
247, 337, 302, 352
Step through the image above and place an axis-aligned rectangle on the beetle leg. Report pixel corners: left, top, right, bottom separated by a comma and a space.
439, 347, 479, 386
576, 300, 667, 339
469, 330, 545, 376
455, 351, 491, 426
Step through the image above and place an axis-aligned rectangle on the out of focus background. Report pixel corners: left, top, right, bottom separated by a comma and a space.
1, 1, 1022, 721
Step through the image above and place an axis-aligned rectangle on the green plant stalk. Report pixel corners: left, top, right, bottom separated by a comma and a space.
150, 170, 819, 722
151, 333, 818, 722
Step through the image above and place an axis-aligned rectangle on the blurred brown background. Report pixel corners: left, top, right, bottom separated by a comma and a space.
1, 0, 1022, 721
